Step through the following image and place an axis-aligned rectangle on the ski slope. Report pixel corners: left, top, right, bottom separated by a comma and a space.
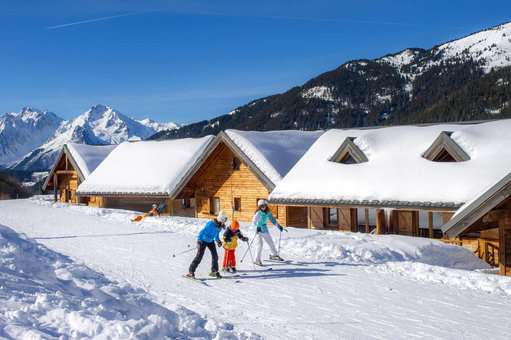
1, 197, 510, 339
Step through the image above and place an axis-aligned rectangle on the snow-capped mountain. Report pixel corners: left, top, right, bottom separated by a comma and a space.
12, 105, 177, 171
154, 21, 511, 140
137, 118, 179, 132
0, 108, 63, 167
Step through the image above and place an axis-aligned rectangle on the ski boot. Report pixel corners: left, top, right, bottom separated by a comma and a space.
254, 260, 264, 266
269, 254, 284, 261
231, 267, 237, 273
209, 271, 222, 279
185, 272, 195, 279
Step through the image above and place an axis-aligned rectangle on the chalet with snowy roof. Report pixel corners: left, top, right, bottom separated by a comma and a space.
76, 136, 216, 214
175, 129, 323, 224
43, 143, 116, 204
269, 120, 511, 243
442, 171, 511, 276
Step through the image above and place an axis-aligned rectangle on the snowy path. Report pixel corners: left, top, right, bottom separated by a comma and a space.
1, 198, 511, 339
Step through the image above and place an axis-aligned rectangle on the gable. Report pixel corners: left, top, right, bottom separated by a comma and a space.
422, 131, 470, 162
181, 141, 271, 196
42, 147, 80, 191
330, 137, 368, 164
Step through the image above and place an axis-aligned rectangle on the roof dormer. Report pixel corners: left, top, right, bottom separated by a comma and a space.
330, 137, 368, 164
422, 131, 470, 162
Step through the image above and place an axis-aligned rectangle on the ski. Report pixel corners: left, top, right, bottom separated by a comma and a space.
182, 275, 211, 285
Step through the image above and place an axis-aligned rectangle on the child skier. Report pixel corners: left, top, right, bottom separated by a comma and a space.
186, 211, 227, 279
253, 199, 286, 265
222, 220, 248, 273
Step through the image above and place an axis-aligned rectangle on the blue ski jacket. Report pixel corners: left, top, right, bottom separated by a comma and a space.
197, 220, 221, 243
252, 210, 278, 233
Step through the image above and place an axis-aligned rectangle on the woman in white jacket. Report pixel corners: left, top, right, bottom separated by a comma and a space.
252, 199, 285, 265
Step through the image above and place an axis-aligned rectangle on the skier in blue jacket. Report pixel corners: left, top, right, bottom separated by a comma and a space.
253, 199, 285, 265
186, 211, 228, 279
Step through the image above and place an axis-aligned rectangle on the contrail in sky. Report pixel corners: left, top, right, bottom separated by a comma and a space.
46, 12, 137, 30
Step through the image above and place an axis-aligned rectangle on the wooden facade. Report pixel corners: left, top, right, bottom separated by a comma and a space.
176, 141, 298, 225
289, 204, 455, 239
44, 149, 83, 204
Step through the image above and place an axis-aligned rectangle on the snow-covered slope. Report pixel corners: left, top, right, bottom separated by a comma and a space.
0, 108, 63, 167
0, 223, 257, 339
13, 105, 177, 171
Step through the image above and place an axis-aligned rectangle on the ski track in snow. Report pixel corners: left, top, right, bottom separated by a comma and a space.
0, 197, 510, 339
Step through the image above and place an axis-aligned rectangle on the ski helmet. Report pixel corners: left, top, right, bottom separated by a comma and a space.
217, 210, 228, 224
257, 199, 268, 208
231, 220, 240, 230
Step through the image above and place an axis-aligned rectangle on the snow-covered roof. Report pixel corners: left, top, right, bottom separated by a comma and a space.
442, 171, 511, 237
270, 120, 511, 209
223, 129, 324, 188
42, 143, 117, 191
78, 136, 216, 196
66, 143, 117, 178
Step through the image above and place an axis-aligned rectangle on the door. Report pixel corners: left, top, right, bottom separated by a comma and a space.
286, 206, 308, 228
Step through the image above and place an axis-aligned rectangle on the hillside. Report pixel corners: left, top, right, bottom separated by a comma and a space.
152, 22, 511, 140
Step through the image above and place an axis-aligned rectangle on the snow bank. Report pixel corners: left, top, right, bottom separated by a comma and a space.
270, 120, 511, 206
374, 262, 511, 296
0, 224, 258, 339
278, 229, 489, 270
66, 143, 116, 177
77, 136, 215, 195
225, 130, 323, 184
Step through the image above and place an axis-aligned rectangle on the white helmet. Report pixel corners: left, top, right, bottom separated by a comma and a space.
217, 210, 228, 224
152, 204, 157, 208
257, 199, 268, 208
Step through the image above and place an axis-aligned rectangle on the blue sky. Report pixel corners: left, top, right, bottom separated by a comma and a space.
0, 0, 510, 124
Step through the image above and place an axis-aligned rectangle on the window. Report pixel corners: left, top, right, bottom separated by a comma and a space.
330, 137, 368, 164
339, 153, 357, 164
326, 208, 338, 226
181, 198, 191, 209
210, 197, 220, 214
422, 131, 470, 162
232, 157, 241, 171
233, 197, 241, 211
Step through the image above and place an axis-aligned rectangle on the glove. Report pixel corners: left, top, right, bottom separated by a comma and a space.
216, 240, 223, 248
277, 224, 284, 232
256, 227, 262, 233
241, 236, 249, 242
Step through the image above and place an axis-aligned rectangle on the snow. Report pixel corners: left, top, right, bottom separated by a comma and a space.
225, 129, 324, 185
1, 197, 510, 339
301, 86, 336, 102
0, 223, 257, 339
270, 120, 511, 207
379, 49, 420, 69
78, 136, 215, 195
66, 143, 117, 177
12, 104, 176, 171
137, 118, 179, 132
436, 22, 511, 72
0, 108, 62, 167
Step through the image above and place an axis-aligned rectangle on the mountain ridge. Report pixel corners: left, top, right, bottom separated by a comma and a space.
151, 21, 511, 140
0, 105, 177, 171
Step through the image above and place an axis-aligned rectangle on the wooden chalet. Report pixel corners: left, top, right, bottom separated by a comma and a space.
269, 120, 511, 247
443, 172, 511, 275
174, 129, 323, 224
76, 136, 216, 214
43, 143, 116, 204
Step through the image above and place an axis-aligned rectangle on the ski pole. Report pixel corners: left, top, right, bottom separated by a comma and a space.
171, 244, 194, 258
278, 230, 282, 255
246, 238, 257, 270
240, 235, 256, 263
